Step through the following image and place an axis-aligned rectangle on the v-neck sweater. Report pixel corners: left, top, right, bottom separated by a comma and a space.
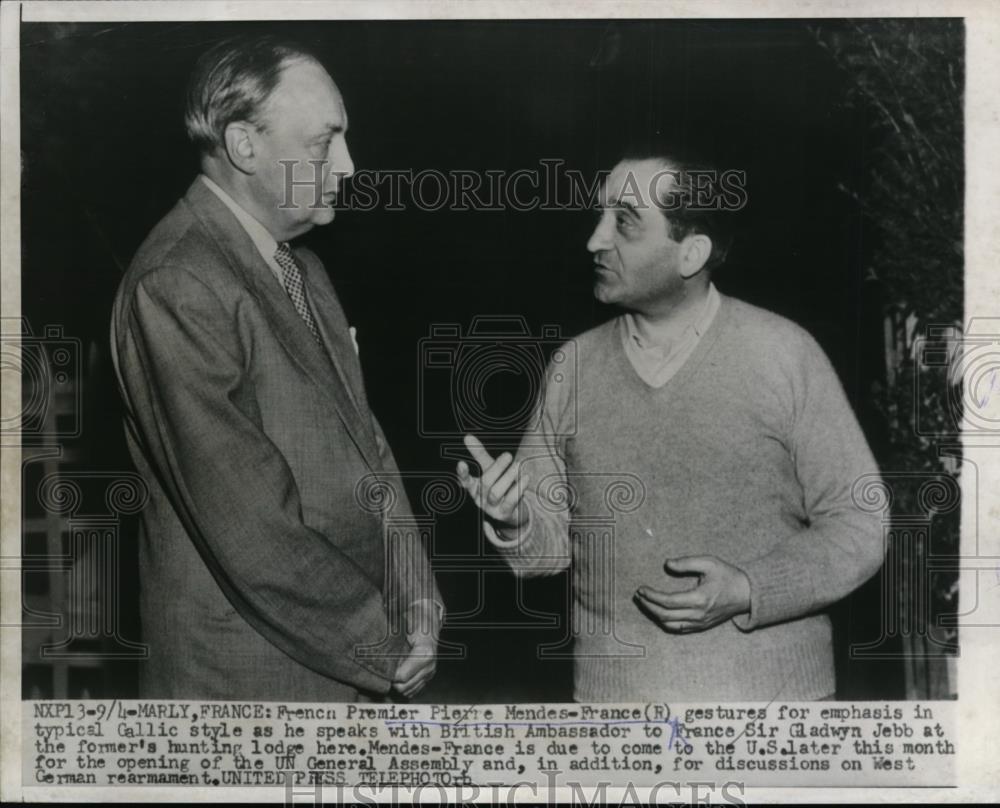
490, 294, 885, 702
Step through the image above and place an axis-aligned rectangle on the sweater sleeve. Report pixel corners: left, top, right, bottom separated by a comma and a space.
733, 334, 886, 631
484, 350, 575, 577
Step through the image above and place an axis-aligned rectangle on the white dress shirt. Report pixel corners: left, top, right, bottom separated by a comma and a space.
200, 174, 285, 282
620, 282, 721, 388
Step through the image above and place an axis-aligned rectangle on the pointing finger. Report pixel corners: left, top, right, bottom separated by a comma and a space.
463, 434, 495, 470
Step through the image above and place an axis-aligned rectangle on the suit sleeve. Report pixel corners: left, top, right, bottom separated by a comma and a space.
115, 265, 405, 693
297, 245, 444, 642
733, 336, 886, 631
368, 419, 445, 639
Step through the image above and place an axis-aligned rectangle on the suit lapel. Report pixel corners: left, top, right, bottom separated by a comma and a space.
297, 250, 370, 408
181, 179, 380, 471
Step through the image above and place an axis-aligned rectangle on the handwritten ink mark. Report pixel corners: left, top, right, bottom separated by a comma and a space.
977, 368, 998, 409
729, 672, 792, 747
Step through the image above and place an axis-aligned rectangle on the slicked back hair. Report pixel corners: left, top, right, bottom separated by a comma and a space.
620, 149, 735, 272
184, 34, 321, 156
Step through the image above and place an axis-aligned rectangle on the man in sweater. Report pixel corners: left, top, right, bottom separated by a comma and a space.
456, 154, 884, 701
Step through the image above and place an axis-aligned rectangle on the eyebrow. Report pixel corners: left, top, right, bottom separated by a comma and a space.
310, 124, 345, 139
613, 199, 641, 218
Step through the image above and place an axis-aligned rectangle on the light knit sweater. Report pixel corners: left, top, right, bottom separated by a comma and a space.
488, 294, 885, 702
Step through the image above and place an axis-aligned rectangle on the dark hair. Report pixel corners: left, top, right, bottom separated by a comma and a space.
620, 148, 737, 271
184, 34, 321, 156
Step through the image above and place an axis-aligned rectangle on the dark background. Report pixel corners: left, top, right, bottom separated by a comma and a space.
20, 18, 940, 701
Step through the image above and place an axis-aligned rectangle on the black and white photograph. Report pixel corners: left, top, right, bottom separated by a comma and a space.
2, 0, 998, 802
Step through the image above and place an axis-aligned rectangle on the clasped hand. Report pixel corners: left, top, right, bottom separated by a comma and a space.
634, 555, 751, 634
391, 601, 439, 699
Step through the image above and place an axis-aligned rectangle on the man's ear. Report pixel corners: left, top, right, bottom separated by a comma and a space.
679, 233, 713, 279
223, 122, 257, 174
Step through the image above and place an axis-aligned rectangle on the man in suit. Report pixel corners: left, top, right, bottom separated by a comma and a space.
111, 35, 441, 701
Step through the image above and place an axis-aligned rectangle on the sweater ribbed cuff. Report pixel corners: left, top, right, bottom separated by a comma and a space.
732, 545, 816, 632
485, 504, 568, 576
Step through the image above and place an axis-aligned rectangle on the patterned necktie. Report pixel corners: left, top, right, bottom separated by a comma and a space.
274, 242, 322, 345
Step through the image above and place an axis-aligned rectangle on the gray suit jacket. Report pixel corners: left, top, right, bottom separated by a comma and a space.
110, 178, 439, 701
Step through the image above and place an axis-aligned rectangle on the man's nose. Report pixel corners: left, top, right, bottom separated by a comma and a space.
330, 138, 355, 180
586, 215, 613, 254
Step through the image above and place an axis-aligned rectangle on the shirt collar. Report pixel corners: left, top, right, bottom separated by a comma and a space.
199, 174, 280, 262
623, 282, 721, 350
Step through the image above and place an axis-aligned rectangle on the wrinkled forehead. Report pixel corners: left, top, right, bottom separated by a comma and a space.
601, 159, 678, 209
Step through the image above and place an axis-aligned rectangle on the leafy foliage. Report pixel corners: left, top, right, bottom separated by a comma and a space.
814, 20, 963, 658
